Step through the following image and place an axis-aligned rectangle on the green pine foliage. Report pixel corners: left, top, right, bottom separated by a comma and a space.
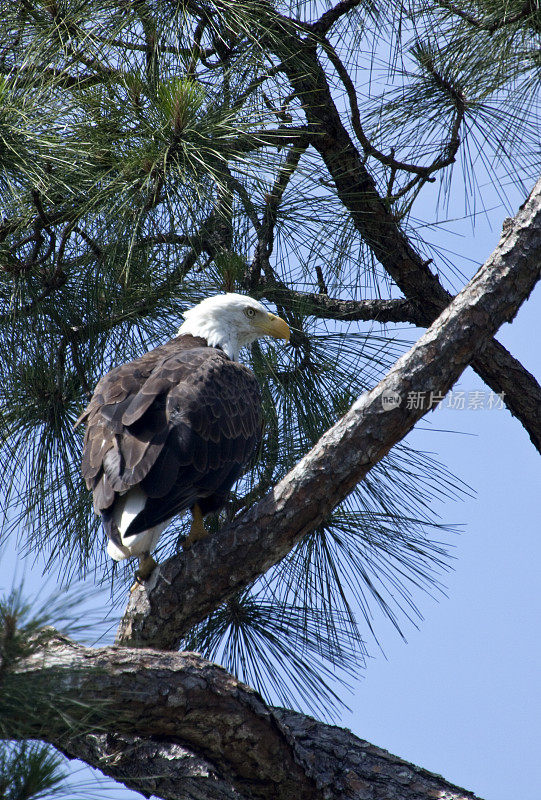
0, 742, 66, 800
0, 740, 128, 800
0, 0, 538, 742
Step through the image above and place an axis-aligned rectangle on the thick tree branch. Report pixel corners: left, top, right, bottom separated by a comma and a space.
5, 636, 319, 800
260, 13, 541, 451
471, 337, 541, 450
260, 288, 541, 451
275, 709, 480, 800
69, 733, 242, 800
4, 634, 482, 800
115, 177, 541, 652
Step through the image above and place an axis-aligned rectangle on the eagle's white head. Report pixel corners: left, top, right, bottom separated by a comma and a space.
178, 293, 290, 360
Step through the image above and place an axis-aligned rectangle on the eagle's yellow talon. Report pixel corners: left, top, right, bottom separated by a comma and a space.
130, 553, 157, 591
183, 503, 208, 549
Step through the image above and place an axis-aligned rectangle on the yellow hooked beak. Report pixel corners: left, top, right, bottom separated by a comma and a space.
259, 312, 290, 342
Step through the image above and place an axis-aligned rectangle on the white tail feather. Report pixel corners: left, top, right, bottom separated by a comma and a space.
107, 487, 168, 560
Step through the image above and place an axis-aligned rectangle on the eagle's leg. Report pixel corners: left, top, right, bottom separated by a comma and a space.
130, 552, 158, 592
183, 503, 208, 549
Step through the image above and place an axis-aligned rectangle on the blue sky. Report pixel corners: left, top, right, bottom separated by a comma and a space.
344, 184, 541, 800
2, 186, 540, 800
343, 297, 541, 800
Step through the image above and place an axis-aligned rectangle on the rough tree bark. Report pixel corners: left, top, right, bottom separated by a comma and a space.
3, 177, 540, 799
6, 635, 481, 800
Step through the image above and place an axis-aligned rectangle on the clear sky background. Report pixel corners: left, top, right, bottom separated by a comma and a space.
340, 182, 541, 800
343, 302, 541, 800
2, 181, 540, 800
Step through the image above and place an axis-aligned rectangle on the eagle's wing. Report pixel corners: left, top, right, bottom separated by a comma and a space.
79, 337, 262, 535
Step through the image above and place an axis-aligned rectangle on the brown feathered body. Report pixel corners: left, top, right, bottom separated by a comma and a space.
78, 334, 262, 559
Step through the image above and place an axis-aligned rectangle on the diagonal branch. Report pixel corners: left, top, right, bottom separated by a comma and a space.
4, 634, 483, 800
261, 286, 541, 450
260, 13, 541, 452
115, 177, 541, 652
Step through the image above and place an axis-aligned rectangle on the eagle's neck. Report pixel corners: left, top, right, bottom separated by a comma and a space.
177, 318, 241, 360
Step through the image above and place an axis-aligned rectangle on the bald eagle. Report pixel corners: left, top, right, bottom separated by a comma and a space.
77, 293, 290, 584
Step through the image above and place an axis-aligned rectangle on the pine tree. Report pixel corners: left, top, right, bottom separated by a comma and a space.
0, 1, 540, 798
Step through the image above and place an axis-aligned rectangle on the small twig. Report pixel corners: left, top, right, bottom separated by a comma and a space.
322, 37, 465, 183
231, 63, 286, 112
247, 143, 307, 288
315, 265, 328, 295
72, 226, 104, 261
220, 166, 262, 234
187, 20, 206, 79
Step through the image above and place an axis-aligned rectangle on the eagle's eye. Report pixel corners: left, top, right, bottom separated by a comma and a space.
244, 307, 256, 319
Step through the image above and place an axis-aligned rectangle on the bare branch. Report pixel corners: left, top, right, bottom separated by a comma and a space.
275, 709, 481, 800
5, 635, 319, 800
67, 711, 485, 800
472, 338, 541, 452
261, 286, 423, 324
321, 36, 464, 183
261, 284, 541, 451
72, 733, 242, 800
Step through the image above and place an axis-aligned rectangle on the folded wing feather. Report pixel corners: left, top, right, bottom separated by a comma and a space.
78, 334, 262, 558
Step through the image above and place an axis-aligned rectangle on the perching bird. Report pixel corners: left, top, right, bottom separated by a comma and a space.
77, 293, 290, 585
